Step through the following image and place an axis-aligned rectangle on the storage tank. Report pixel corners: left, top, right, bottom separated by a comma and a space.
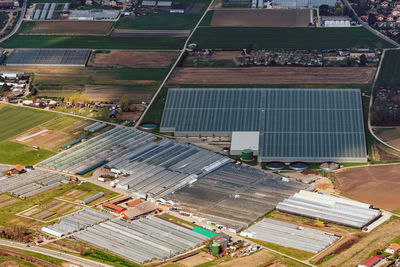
241, 149, 254, 161
212, 242, 221, 255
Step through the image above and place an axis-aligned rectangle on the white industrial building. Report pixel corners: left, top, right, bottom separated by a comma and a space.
321, 16, 351, 27
230, 131, 259, 155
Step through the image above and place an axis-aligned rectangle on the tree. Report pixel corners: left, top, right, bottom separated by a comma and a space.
368, 14, 377, 25
319, 5, 331, 16
334, 7, 342, 16
119, 96, 130, 112
359, 54, 368, 66
69, 93, 90, 106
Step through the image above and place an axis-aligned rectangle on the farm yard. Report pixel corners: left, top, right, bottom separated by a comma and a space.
89, 50, 179, 68
189, 27, 395, 50
334, 164, 400, 211
209, 9, 312, 27
0, 65, 169, 102
168, 67, 376, 84
19, 21, 114, 35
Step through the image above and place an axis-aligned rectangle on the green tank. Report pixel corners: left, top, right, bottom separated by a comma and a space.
241, 149, 254, 161
212, 242, 221, 255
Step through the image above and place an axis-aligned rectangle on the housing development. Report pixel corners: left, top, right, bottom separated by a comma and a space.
0, 0, 400, 266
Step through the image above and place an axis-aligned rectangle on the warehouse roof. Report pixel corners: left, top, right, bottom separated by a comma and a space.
161, 88, 367, 163
122, 201, 157, 219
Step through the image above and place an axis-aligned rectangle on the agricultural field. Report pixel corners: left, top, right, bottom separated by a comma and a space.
0, 181, 117, 228
1, 34, 185, 49
0, 141, 55, 165
115, 14, 202, 30
19, 21, 114, 35
334, 164, 400, 211
189, 27, 394, 50
373, 127, 400, 150
375, 49, 400, 87
168, 67, 376, 84
208, 9, 312, 27
89, 50, 178, 68
0, 105, 56, 142
0, 65, 169, 102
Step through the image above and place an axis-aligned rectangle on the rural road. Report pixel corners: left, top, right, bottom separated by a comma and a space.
343, 0, 400, 47
0, 0, 27, 43
0, 239, 113, 267
135, 0, 215, 127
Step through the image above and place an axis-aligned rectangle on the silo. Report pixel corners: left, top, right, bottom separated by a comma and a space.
241, 149, 254, 161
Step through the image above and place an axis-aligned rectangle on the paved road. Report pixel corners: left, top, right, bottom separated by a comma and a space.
0, 239, 113, 267
343, 0, 400, 47
0, 0, 27, 43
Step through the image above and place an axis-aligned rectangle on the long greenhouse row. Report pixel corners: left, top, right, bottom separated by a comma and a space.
0, 169, 68, 198
38, 127, 156, 174
241, 218, 340, 253
74, 216, 208, 264
276, 190, 381, 229
109, 139, 230, 198
42, 207, 113, 237
84, 121, 107, 133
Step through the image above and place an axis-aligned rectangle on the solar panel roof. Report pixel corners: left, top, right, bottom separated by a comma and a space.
7, 48, 91, 66
160, 88, 367, 162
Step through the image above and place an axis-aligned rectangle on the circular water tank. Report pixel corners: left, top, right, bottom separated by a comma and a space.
265, 162, 285, 170
140, 123, 158, 130
241, 149, 254, 161
320, 162, 340, 172
289, 162, 309, 171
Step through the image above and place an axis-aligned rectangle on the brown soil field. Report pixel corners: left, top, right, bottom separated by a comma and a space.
175, 252, 215, 267
0, 194, 11, 202
211, 9, 312, 27
90, 50, 178, 68
0, 198, 20, 209
34, 210, 55, 220
22, 207, 40, 217
217, 250, 276, 267
13, 128, 72, 152
334, 164, 400, 211
169, 67, 376, 84
373, 127, 400, 150
0, 247, 58, 267
56, 203, 74, 213
28, 21, 113, 35
318, 218, 400, 267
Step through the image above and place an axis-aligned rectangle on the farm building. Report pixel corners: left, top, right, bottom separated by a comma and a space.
276, 190, 381, 229
160, 88, 368, 163
122, 201, 158, 220
271, 0, 339, 8
102, 202, 126, 213
170, 3, 186, 13
82, 192, 104, 205
321, 16, 351, 27
7, 48, 91, 67
241, 218, 340, 253
9, 164, 25, 175
69, 9, 119, 20
0, 0, 17, 9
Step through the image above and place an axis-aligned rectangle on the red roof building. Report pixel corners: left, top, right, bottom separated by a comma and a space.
361, 255, 382, 267
110, 196, 132, 205
102, 202, 126, 213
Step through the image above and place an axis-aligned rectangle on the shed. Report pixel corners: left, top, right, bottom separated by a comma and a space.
109, 109, 118, 118
102, 202, 126, 213
360, 255, 382, 267
9, 165, 25, 175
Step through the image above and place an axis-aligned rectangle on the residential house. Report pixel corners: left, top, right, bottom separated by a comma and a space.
9, 165, 25, 175
387, 14, 395, 21
385, 243, 400, 254
381, 1, 389, 7
377, 14, 386, 21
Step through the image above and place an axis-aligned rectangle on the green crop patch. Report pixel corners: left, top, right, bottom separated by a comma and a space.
0, 141, 55, 165
0, 105, 56, 141
190, 27, 395, 50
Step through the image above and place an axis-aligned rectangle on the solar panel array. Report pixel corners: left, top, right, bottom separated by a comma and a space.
7, 48, 91, 66
161, 88, 367, 162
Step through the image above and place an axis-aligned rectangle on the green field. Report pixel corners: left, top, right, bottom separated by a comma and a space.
115, 14, 201, 30
0, 141, 54, 165
189, 27, 395, 50
376, 49, 400, 87
1, 35, 185, 49
0, 105, 56, 141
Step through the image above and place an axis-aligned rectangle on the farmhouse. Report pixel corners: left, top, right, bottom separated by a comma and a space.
9, 165, 25, 175
385, 243, 400, 254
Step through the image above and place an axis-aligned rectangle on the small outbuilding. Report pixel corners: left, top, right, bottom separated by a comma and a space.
9, 165, 25, 175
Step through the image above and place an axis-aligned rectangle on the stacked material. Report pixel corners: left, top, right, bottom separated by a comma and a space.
241, 218, 340, 253
0, 169, 68, 198
276, 190, 381, 229
38, 127, 156, 174
42, 207, 113, 237
83, 122, 107, 133
74, 216, 208, 264
110, 139, 230, 198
